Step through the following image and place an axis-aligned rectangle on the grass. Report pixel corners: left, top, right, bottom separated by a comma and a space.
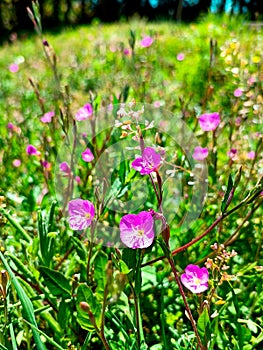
0, 11, 263, 350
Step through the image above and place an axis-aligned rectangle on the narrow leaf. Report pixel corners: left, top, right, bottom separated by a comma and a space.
221, 174, 233, 213
0, 252, 46, 350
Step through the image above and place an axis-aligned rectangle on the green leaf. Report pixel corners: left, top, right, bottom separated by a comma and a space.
119, 260, 132, 274
0, 252, 46, 350
76, 284, 102, 331
197, 306, 210, 343
221, 174, 233, 213
9, 323, 18, 350
122, 248, 137, 270
93, 251, 108, 299
39, 266, 71, 298
70, 236, 87, 261
23, 320, 65, 350
0, 208, 32, 243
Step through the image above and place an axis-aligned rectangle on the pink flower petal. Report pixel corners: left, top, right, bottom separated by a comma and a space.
120, 211, 154, 249
199, 112, 220, 131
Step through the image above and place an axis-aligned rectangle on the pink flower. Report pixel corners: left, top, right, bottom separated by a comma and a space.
153, 101, 161, 108
13, 159, 21, 167
247, 151, 255, 160
181, 264, 209, 294
227, 148, 237, 159
123, 48, 130, 55
192, 146, 209, 161
82, 148, 94, 162
75, 176, 81, 184
177, 53, 185, 61
41, 160, 51, 170
131, 147, 161, 175
68, 199, 95, 230
41, 111, 55, 123
75, 103, 93, 121
199, 112, 220, 131
234, 88, 243, 97
9, 63, 19, 73
26, 144, 39, 156
140, 36, 154, 48
120, 211, 154, 249
59, 162, 71, 174
7, 122, 15, 130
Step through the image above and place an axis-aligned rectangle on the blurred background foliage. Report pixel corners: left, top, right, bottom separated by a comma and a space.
1, 0, 263, 42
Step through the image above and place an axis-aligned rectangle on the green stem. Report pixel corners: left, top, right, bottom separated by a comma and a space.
160, 283, 168, 349
132, 250, 145, 348
158, 241, 205, 350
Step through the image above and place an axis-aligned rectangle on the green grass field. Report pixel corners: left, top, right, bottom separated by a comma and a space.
0, 10, 263, 349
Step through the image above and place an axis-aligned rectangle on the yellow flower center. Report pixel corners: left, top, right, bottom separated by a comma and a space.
85, 213, 91, 219
137, 229, 145, 236
194, 277, 201, 285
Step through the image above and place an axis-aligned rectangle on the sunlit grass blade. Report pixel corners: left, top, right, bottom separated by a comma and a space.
23, 320, 66, 350
0, 252, 46, 350
9, 323, 18, 350
0, 208, 32, 243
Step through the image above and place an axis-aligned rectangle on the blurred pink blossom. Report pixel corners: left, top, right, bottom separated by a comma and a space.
81, 148, 94, 162
13, 159, 21, 167
177, 53, 185, 61
192, 146, 209, 161
26, 144, 40, 156
227, 148, 237, 159
9, 63, 19, 73
123, 48, 130, 55
247, 151, 255, 159
199, 112, 220, 131
59, 162, 71, 174
75, 103, 93, 121
140, 36, 154, 48
41, 111, 55, 123
41, 160, 51, 170
234, 88, 243, 97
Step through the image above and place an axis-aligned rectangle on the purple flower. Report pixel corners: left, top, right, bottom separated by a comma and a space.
199, 112, 220, 131
131, 147, 161, 175
227, 148, 237, 159
234, 88, 243, 97
82, 148, 94, 162
120, 211, 154, 249
177, 52, 185, 61
181, 264, 209, 294
9, 63, 19, 73
41, 111, 55, 123
41, 160, 51, 170
26, 144, 39, 156
59, 162, 71, 174
75, 103, 93, 121
140, 36, 154, 48
68, 199, 95, 230
192, 146, 209, 161
7, 122, 15, 130
123, 48, 130, 55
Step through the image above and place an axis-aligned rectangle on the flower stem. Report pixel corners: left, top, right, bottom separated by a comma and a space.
159, 239, 205, 350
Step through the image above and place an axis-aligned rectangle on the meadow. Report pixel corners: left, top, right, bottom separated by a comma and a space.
0, 6, 263, 350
